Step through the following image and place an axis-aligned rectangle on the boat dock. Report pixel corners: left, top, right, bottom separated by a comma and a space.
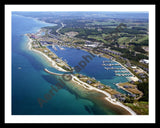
115, 74, 132, 76
103, 60, 133, 77
102, 63, 120, 66
57, 45, 65, 50
104, 67, 125, 70
52, 45, 57, 51
103, 60, 112, 63
114, 70, 129, 73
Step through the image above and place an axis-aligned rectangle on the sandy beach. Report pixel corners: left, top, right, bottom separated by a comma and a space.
27, 35, 68, 72
71, 74, 136, 115
26, 34, 137, 115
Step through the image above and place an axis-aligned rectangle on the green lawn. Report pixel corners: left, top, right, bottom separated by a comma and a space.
87, 35, 107, 43
135, 35, 148, 43
118, 37, 130, 44
86, 21, 120, 26
124, 101, 148, 115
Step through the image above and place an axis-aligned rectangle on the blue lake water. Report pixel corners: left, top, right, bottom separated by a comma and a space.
12, 13, 131, 115
48, 46, 130, 94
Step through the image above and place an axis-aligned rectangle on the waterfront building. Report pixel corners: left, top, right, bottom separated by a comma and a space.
43, 50, 48, 53
139, 59, 149, 64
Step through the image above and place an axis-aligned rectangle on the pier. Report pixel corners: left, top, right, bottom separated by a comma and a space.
52, 45, 57, 51
102, 63, 120, 66
57, 45, 65, 50
104, 67, 125, 70
103, 60, 112, 63
114, 70, 129, 73
115, 74, 132, 76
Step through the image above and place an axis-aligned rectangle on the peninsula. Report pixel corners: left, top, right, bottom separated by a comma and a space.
24, 11, 148, 115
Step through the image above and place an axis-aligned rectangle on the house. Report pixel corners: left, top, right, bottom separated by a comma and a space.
114, 94, 121, 98
52, 56, 57, 59
103, 48, 122, 55
97, 85, 104, 89
129, 94, 136, 98
139, 59, 149, 64
123, 85, 132, 88
86, 80, 92, 84
64, 65, 71, 70
48, 52, 52, 56
119, 45, 127, 49
55, 59, 61, 63
119, 97, 126, 102
40, 41, 47, 46
43, 50, 48, 53
77, 74, 83, 78
113, 94, 126, 101
40, 41, 53, 46
84, 44, 97, 48
138, 73, 146, 78
30, 34, 36, 39
46, 41, 53, 44
138, 79, 143, 83
33, 45, 39, 48
131, 66, 137, 69
85, 41, 92, 44
130, 81, 135, 84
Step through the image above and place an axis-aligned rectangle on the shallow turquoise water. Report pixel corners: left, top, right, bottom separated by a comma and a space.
12, 14, 95, 115
12, 13, 131, 115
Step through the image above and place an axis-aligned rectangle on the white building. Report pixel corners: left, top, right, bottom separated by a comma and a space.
139, 59, 149, 64
43, 50, 48, 53
131, 66, 137, 69
84, 44, 97, 48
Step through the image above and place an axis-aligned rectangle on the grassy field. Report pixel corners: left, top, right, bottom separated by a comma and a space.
87, 35, 107, 43
86, 20, 120, 26
124, 101, 148, 115
118, 37, 131, 44
135, 35, 148, 43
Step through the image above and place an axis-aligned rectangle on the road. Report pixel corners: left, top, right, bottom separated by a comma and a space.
56, 22, 64, 35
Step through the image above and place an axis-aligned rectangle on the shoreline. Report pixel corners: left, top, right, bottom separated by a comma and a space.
79, 47, 139, 82
44, 68, 137, 115
68, 74, 136, 115
24, 13, 139, 83
26, 34, 136, 115
26, 35, 69, 72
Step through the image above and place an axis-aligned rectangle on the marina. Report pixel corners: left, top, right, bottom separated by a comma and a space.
114, 70, 129, 73
52, 44, 57, 51
11, 10, 149, 117
102, 60, 133, 77
102, 63, 120, 66
57, 45, 65, 50
104, 67, 125, 70
115, 74, 132, 76
102, 60, 113, 63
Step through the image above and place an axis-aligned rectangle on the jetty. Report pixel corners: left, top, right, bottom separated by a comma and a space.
44, 68, 64, 76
